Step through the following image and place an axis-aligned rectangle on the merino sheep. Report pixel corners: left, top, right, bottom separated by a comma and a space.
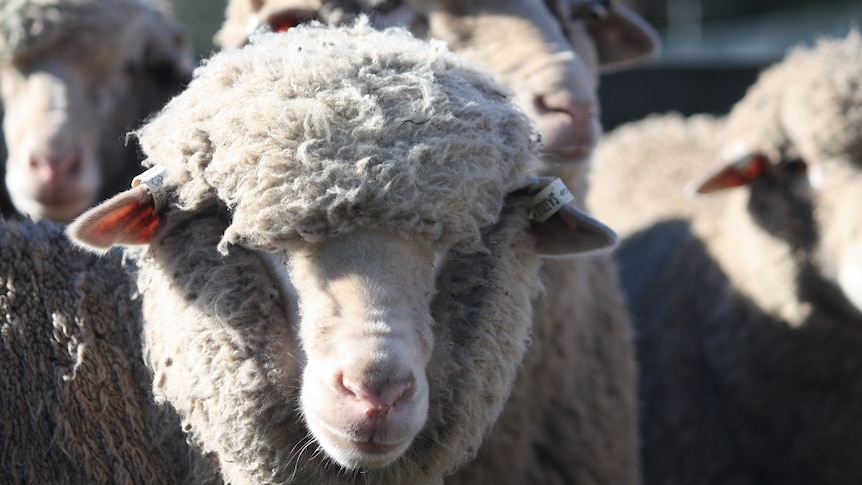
0, 218, 219, 484
0, 0, 193, 222
67, 22, 618, 485
216, 2, 660, 483
588, 32, 862, 485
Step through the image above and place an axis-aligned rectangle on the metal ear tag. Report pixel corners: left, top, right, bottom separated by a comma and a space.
530, 177, 574, 223
132, 164, 168, 212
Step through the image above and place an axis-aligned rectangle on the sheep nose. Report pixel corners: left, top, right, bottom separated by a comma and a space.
340, 373, 415, 421
529, 91, 601, 159
536, 92, 598, 135
29, 151, 83, 186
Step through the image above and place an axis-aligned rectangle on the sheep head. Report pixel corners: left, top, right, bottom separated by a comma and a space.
686, 32, 862, 318
395, 0, 661, 169
67, 23, 616, 482
0, 0, 192, 222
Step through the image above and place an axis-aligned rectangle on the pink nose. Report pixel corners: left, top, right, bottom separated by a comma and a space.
339, 373, 415, 421
29, 151, 83, 186
535, 92, 598, 136
528, 91, 601, 158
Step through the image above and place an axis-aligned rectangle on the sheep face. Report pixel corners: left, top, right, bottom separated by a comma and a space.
411, 0, 603, 164
1, 53, 108, 221
687, 33, 862, 320
378, 0, 659, 168
0, 1, 191, 222
68, 175, 615, 481
689, 148, 862, 320
265, 229, 437, 469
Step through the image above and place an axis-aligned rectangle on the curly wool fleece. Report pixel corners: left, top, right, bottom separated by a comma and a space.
134, 21, 537, 254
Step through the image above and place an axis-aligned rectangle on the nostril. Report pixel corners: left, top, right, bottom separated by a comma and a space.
340, 373, 415, 417
29, 151, 83, 182
60, 152, 83, 177
534, 93, 597, 125
29, 154, 55, 183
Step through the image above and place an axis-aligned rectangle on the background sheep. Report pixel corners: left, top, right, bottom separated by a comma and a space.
389, 3, 656, 483
0, 219, 218, 484
0, 0, 193, 222
215, 0, 660, 179
588, 32, 862, 485
68, 23, 617, 485
216, 2, 661, 483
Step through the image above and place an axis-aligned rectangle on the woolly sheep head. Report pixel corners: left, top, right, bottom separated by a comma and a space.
215, 0, 661, 175
688, 32, 862, 316
67, 23, 616, 479
0, 0, 192, 222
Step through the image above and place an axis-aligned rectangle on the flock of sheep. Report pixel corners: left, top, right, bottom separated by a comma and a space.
0, 1, 860, 484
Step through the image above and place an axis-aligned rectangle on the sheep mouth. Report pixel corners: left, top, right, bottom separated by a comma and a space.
308, 418, 414, 469
351, 439, 403, 456
13, 190, 93, 222
34, 191, 80, 207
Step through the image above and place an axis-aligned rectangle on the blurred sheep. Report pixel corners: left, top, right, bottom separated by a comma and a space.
589, 31, 862, 485
0, 0, 193, 222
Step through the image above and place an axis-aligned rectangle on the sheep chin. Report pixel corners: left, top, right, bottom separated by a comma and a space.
300, 365, 429, 470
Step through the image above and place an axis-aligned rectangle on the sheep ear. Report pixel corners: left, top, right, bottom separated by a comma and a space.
531, 205, 619, 256
519, 177, 618, 256
591, 3, 662, 72
66, 184, 161, 253
687, 151, 770, 195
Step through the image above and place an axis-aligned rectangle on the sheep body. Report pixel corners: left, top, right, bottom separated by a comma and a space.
588, 32, 862, 485
131, 23, 537, 483
67, 22, 616, 484
0, 219, 212, 484
0, 0, 193, 221
216, 3, 655, 483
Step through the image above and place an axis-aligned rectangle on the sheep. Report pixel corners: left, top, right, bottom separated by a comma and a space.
587, 31, 862, 485
215, 2, 661, 483
0, 218, 221, 484
65, 22, 619, 485
0, 0, 193, 222
385, 4, 657, 483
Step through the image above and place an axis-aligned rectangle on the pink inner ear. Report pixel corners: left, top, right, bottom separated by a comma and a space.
693, 154, 769, 194
91, 198, 161, 246
68, 185, 161, 250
